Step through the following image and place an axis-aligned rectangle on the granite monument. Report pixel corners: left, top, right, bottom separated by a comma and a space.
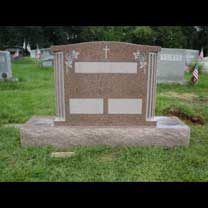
20, 41, 190, 148
157, 48, 186, 84
185, 49, 199, 67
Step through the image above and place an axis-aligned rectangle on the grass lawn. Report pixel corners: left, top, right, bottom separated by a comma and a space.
0, 57, 208, 182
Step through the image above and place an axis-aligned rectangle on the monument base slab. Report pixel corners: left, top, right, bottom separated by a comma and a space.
20, 116, 190, 148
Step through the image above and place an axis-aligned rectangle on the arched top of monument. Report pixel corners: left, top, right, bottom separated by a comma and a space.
51, 41, 161, 53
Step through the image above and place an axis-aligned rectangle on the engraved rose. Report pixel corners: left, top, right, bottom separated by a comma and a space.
133, 50, 147, 69
65, 50, 80, 72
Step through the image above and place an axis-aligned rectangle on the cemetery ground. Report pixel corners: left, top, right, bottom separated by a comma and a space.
0, 58, 208, 182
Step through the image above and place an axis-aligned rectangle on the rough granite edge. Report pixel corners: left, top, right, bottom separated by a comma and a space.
20, 116, 190, 148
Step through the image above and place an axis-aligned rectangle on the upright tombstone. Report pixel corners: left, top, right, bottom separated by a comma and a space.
185, 49, 199, 67
5, 47, 23, 61
0, 51, 13, 80
20, 41, 190, 148
157, 48, 186, 84
30, 50, 36, 59
40, 48, 54, 67
157, 48, 199, 83
199, 56, 208, 73
30, 48, 54, 67
52, 42, 159, 126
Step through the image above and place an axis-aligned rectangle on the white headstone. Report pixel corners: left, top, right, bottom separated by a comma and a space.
157, 48, 186, 84
30, 50, 36, 58
185, 49, 199, 66
40, 48, 54, 67
200, 57, 208, 72
0, 51, 12, 80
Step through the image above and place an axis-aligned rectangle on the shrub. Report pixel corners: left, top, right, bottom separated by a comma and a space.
188, 61, 204, 74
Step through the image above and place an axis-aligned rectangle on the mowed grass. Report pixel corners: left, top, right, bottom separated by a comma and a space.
0, 58, 55, 125
0, 57, 208, 181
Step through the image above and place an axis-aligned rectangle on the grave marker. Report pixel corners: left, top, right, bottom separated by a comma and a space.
0, 51, 13, 80
52, 41, 159, 126
40, 48, 54, 67
157, 48, 186, 84
20, 42, 190, 148
157, 48, 199, 83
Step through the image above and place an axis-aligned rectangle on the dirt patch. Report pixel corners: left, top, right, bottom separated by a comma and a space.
163, 107, 205, 125
160, 92, 198, 101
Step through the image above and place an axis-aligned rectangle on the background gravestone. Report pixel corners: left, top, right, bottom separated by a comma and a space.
30, 48, 54, 67
157, 48, 186, 84
30, 50, 36, 58
5, 47, 23, 61
185, 49, 199, 67
40, 48, 54, 67
200, 57, 208, 72
0, 51, 13, 80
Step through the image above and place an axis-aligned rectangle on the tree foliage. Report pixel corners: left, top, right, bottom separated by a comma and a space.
126, 26, 155, 45
151, 26, 187, 48
0, 26, 207, 55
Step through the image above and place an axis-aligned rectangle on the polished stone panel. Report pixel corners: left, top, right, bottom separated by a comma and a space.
108, 98, 142, 114
75, 62, 137, 74
69, 98, 103, 114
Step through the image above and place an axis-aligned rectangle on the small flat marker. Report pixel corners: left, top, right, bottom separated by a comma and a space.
50, 152, 75, 158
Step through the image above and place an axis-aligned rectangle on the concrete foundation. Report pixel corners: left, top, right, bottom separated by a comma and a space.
20, 116, 190, 148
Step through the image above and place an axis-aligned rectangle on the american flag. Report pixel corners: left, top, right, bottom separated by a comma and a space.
36, 44, 41, 59
13, 49, 19, 59
199, 48, 204, 60
23, 39, 26, 50
191, 48, 203, 84
192, 63, 199, 84
27, 43, 32, 54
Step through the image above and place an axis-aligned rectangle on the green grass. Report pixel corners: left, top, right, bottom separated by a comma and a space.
0, 57, 208, 181
0, 57, 55, 125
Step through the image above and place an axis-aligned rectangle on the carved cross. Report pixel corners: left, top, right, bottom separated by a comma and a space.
103, 45, 110, 59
